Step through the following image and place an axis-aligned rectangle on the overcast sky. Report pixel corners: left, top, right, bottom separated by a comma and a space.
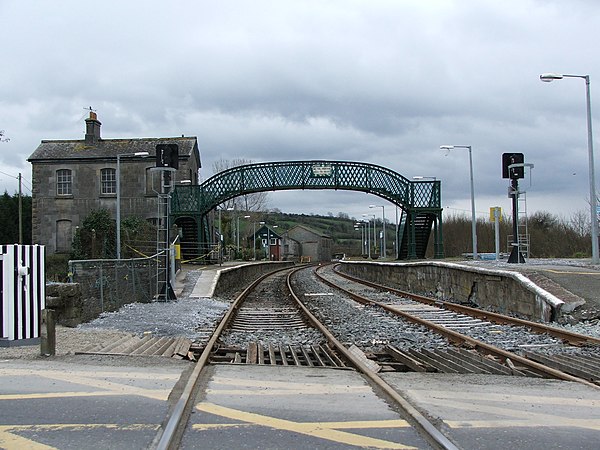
1, 0, 599, 225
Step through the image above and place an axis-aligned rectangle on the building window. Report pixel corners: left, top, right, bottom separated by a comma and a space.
56, 169, 72, 195
101, 168, 116, 194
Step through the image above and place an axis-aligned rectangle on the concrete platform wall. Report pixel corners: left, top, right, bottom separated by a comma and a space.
214, 261, 295, 297
339, 261, 564, 322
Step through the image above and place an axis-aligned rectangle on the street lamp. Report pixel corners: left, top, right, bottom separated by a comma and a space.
362, 215, 374, 258
116, 151, 149, 259
540, 72, 599, 264
441, 145, 477, 260
237, 214, 251, 258
369, 204, 386, 258
254, 221, 265, 260
354, 222, 366, 255
271, 225, 278, 260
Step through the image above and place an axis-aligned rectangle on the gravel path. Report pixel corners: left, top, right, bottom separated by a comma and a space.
0, 268, 228, 361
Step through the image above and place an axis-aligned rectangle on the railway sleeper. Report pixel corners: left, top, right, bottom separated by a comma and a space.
207, 342, 348, 368
524, 351, 600, 384
379, 345, 556, 378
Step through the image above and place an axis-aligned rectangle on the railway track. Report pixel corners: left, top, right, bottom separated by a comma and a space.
313, 263, 600, 385
153, 263, 600, 449
153, 265, 458, 450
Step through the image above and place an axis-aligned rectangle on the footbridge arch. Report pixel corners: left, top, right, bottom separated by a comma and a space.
171, 160, 443, 259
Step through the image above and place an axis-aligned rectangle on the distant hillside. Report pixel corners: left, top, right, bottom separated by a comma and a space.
237, 210, 391, 257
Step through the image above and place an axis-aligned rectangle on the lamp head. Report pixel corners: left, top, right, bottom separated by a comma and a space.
540, 73, 563, 82
440, 145, 454, 150
134, 151, 150, 157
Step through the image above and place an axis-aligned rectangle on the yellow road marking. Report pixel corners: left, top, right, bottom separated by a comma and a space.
0, 424, 159, 450
0, 368, 180, 381
541, 269, 600, 275
0, 429, 56, 450
413, 394, 600, 431
193, 418, 411, 431
445, 418, 600, 429
0, 389, 167, 401
205, 387, 372, 396
0, 370, 174, 401
209, 375, 372, 391
420, 389, 600, 407
196, 402, 416, 449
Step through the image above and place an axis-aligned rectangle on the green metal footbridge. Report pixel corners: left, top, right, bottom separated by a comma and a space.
171, 160, 443, 259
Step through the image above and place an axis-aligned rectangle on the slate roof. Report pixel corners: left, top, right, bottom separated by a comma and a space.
287, 224, 331, 238
28, 136, 200, 164
253, 225, 282, 239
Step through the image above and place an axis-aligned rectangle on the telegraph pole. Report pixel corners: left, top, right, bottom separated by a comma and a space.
18, 172, 23, 244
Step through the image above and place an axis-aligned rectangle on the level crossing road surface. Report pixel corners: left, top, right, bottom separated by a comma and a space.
3, 356, 600, 449
2, 259, 600, 449
181, 365, 431, 449
0, 356, 191, 449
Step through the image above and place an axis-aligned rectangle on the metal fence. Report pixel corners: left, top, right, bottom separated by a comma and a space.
68, 254, 160, 322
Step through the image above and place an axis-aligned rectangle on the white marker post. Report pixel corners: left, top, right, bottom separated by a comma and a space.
490, 207, 502, 260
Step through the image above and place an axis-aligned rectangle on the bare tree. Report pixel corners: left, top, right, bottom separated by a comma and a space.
570, 209, 590, 237
212, 158, 269, 212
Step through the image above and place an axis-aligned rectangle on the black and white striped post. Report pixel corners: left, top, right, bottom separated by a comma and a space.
0, 244, 46, 346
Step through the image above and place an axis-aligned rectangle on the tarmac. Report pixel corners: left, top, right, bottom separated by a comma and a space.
1, 258, 600, 449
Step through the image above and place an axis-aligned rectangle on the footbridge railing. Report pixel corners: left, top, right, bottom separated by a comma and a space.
171, 160, 443, 259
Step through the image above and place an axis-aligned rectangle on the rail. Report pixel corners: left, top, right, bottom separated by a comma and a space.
317, 265, 600, 389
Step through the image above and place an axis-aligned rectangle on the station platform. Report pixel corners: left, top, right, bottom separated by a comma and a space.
175, 261, 250, 298
456, 258, 600, 321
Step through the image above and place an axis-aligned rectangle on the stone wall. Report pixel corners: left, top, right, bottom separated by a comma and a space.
338, 261, 564, 322
45, 283, 84, 327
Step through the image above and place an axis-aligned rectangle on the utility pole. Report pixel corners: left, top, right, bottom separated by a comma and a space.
18, 173, 23, 244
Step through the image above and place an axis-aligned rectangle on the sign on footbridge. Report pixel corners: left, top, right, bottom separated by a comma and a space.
171, 160, 443, 259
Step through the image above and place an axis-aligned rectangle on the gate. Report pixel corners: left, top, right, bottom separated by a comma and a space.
1, 244, 46, 346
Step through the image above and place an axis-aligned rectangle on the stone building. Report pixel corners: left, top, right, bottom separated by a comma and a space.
282, 225, 332, 262
27, 112, 201, 254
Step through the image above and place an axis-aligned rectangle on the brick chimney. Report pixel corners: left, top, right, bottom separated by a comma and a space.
85, 111, 101, 144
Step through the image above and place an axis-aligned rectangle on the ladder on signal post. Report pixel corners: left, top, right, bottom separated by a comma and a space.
151, 167, 176, 301
507, 188, 530, 259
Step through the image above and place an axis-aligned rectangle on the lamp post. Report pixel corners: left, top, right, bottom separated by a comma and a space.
238, 214, 251, 258
254, 221, 265, 261
116, 151, 149, 259
361, 218, 371, 258
440, 145, 477, 260
363, 213, 376, 256
266, 227, 270, 260
271, 225, 278, 260
354, 222, 365, 255
395, 206, 399, 258
369, 204, 386, 258
540, 72, 599, 264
